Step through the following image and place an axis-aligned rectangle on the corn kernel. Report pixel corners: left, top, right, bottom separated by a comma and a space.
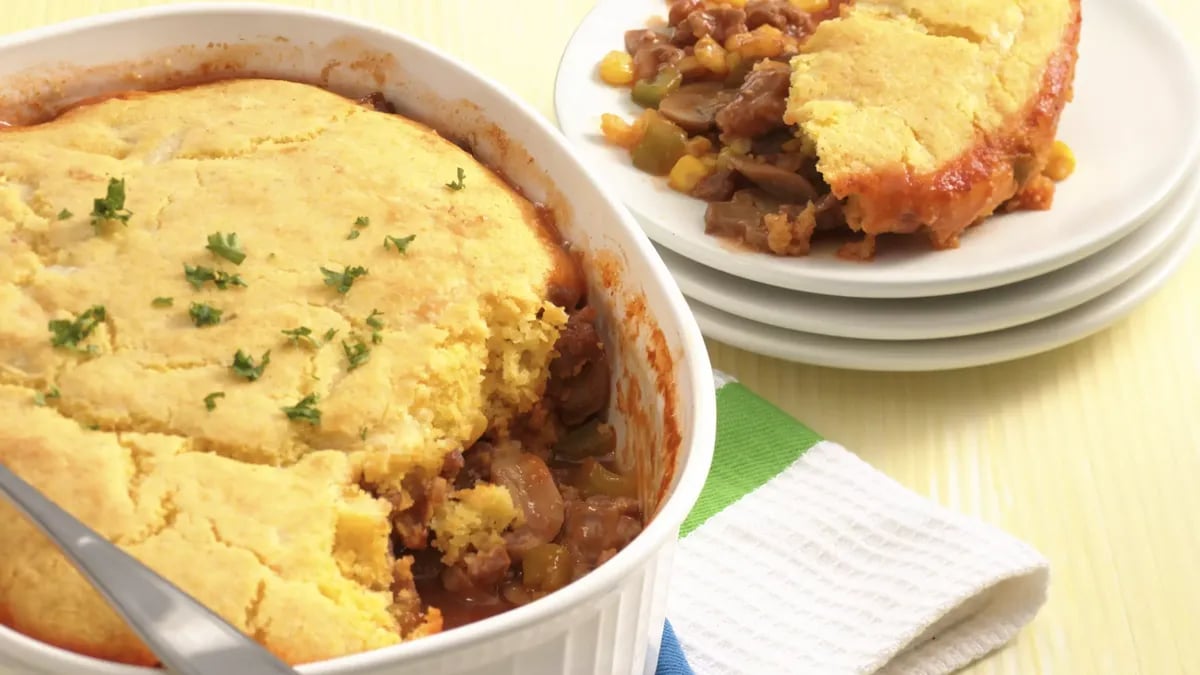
1044, 140, 1076, 182
694, 36, 729, 76
668, 155, 715, 194
600, 113, 642, 149
725, 32, 752, 53
789, 0, 830, 11
598, 50, 634, 86
736, 25, 786, 59
677, 55, 705, 80
685, 136, 714, 157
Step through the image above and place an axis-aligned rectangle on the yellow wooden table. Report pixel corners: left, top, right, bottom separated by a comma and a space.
7, 2, 1200, 673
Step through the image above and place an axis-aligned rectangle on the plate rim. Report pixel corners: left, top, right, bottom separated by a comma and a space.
661, 162, 1200, 340
687, 196, 1200, 371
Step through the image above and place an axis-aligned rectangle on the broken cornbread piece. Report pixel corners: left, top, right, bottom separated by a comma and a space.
784, 0, 1082, 255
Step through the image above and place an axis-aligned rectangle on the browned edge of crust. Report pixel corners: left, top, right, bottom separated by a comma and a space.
831, 0, 1083, 256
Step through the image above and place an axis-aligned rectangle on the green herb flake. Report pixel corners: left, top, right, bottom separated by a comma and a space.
371, 332, 383, 345
365, 309, 384, 331
183, 264, 245, 290
347, 229, 362, 240
282, 393, 321, 425
231, 349, 271, 381
354, 216, 370, 228
48, 305, 107, 351
384, 234, 416, 254
323, 328, 338, 342
213, 271, 246, 289
151, 297, 174, 308
445, 167, 466, 191
359, 426, 368, 441
188, 302, 223, 327
320, 265, 368, 294
281, 326, 319, 348
57, 208, 73, 220
90, 178, 132, 232
204, 392, 226, 411
206, 232, 246, 265
342, 339, 371, 370
184, 264, 215, 289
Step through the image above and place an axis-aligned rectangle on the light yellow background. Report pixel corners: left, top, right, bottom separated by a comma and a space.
5, 1, 1199, 673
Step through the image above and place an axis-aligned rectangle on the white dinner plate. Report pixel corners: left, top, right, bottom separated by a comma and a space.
685, 201, 1199, 371
655, 163, 1200, 340
555, 0, 1200, 298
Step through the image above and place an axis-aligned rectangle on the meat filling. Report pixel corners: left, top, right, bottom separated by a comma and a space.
382, 300, 636, 630
609, 0, 853, 257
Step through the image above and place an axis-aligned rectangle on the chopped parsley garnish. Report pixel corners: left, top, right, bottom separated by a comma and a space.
445, 167, 466, 191
48, 305, 106, 351
231, 349, 271, 381
346, 216, 370, 240
359, 426, 368, 440
320, 265, 368, 294
384, 234, 416, 254
57, 208, 72, 220
323, 328, 339, 342
90, 178, 132, 232
183, 264, 245, 290
342, 339, 371, 370
367, 310, 384, 345
282, 394, 321, 425
203, 392, 225, 411
188, 302, 223, 327
33, 386, 60, 407
184, 264, 214, 289
151, 297, 174, 308
205, 232, 246, 265
281, 326, 319, 348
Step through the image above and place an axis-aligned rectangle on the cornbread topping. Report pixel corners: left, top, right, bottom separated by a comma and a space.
0, 79, 640, 666
598, 0, 1081, 259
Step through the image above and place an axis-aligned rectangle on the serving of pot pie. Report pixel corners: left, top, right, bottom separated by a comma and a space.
0, 79, 640, 666
598, 0, 1082, 259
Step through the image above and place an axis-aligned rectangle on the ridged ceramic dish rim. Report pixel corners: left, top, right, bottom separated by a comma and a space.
0, 4, 717, 675
686, 198, 1200, 371
656, 163, 1200, 340
554, 0, 1200, 298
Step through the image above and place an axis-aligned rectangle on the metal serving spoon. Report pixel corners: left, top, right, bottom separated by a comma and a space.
0, 463, 299, 675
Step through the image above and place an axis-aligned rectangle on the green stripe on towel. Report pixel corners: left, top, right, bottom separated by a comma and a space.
680, 383, 823, 537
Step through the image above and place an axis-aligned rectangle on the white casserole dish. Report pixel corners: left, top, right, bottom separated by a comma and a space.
0, 4, 716, 675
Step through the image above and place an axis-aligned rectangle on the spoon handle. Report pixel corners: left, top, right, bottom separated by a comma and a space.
0, 463, 298, 675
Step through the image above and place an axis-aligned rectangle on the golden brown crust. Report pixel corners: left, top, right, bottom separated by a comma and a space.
841, 0, 1080, 252
0, 79, 567, 665
785, 0, 1082, 257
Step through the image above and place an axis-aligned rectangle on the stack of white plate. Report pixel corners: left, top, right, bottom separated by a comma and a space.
556, 0, 1200, 371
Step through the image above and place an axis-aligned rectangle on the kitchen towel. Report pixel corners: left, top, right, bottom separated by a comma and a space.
655, 372, 1050, 675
